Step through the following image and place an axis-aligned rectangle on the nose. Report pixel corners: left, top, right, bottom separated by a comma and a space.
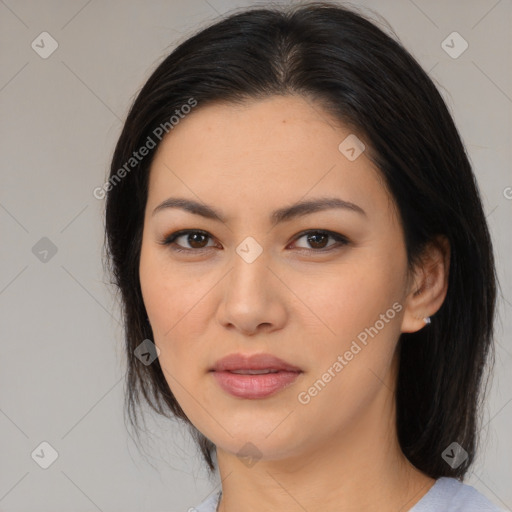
216, 249, 288, 336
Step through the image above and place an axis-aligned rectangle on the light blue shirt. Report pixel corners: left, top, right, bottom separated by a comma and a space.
191, 477, 505, 511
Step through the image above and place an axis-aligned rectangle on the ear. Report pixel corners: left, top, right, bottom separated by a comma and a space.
401, 235, 450, 333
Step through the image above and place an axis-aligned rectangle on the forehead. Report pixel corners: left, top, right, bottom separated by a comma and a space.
146, 95, 395, 225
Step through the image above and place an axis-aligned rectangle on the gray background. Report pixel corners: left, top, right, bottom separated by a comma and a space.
0, 0, 511, 511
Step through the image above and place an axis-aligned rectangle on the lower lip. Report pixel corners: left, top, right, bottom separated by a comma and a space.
211, 370, 301, 399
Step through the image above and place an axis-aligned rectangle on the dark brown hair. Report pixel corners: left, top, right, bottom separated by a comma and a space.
103, 1, 497, 478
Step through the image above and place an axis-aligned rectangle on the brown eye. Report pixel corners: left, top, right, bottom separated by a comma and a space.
161, 230, 217, 251
292, 230, 348, 251
305, 232, 329, 249
185, 232, 210, 249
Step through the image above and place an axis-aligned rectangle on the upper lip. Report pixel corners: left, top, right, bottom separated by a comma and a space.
210, 353, 302, 372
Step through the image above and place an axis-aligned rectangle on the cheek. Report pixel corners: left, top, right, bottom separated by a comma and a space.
291, 260, 404, 346
293, 281, 402, 432
139, 251, 214, 372
290, 256, 406, 413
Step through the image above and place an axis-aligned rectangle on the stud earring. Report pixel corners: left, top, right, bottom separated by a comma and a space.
423, 317, 431, 324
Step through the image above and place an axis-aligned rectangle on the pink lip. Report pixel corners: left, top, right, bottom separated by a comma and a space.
210, 353, 302, 399
211, 353, 302, 372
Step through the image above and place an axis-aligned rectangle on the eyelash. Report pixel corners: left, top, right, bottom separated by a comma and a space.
159, 229, 349, 254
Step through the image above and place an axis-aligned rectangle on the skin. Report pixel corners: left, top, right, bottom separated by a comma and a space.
139, 95, 450, 512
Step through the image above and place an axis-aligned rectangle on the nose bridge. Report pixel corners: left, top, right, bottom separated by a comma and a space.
228, 240, 271, 300
217, 239, 287, 333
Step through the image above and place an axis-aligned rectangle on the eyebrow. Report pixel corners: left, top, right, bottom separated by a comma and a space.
151, 196, 366, 225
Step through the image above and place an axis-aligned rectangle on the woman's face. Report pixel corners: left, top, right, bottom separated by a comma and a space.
139, 95, 414, 462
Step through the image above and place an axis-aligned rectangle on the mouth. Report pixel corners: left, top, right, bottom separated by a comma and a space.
210, 353, 302, 399
210, 352, 302, 373
228, 369, 281, 374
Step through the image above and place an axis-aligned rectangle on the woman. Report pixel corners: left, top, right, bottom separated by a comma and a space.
103, 2, 502, 511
